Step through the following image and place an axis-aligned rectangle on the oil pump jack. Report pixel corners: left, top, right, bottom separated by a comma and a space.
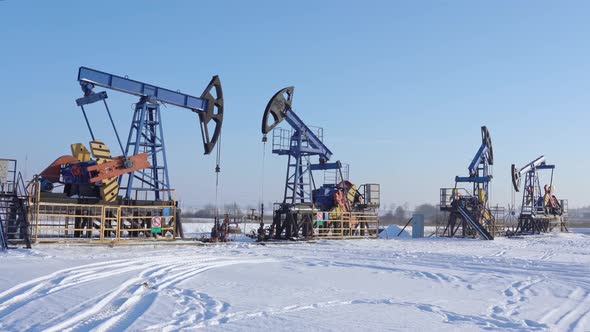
260, 87, 380, 240
511, 156, 567, 234
440, 126, 495, 240
28, 67, 223, 243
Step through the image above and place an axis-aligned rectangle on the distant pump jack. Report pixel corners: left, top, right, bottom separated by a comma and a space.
439, 126, 495, 240
510, 156, 568, 234
258, 86, 380, 241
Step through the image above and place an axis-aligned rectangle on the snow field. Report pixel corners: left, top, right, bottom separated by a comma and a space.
0, 231, 588, 331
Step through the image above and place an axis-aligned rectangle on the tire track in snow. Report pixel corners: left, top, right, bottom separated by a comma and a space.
317, 260, 472, 289
0, 255, 272, 332
33, 257, 272, 332
0, 258, 143, 314
146, 288, 231, 331
82, 258, 271, 332
0, 255, 220, 316
491, 277, 544, 320
493, 249, 506, 257
38, 259, 193, 332
166, 297, 546, 331
288, 245, 588, 330
540, 287, 590, 332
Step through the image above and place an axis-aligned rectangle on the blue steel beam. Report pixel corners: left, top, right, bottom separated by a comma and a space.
468, 145, 488, 176
511, 155, 554, 192
262, 86, 333, 162
74, 66, 224, 201
309, 161, 341, 171
515, 156, 546, 175
455, 176, 492, 183
454, 126, 493, 186
284, 109, 333, 161
77, 67, 208, 111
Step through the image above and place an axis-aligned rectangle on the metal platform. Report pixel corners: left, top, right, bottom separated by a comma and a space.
514, 199, 568, 235
266, 203, 379, 240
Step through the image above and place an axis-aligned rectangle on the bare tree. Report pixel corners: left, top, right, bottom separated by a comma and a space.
394, 206, 406, 224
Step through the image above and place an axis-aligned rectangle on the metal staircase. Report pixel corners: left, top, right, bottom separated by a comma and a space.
0, 159, 31, 249
457, 206, 494, 240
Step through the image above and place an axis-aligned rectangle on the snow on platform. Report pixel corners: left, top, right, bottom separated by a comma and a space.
0, 231, 589, 331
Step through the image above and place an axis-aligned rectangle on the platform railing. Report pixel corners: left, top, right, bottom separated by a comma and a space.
271, 126, 325, 153
29, 202, 177, 243
358, 183, 380, 208
323, 163, 349, 185
312, 211, 379, 239
0, 159, 18, 195
439, 188, 472, 209
27, 181, 177, 243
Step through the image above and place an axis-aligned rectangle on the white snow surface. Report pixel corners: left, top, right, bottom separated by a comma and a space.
378, 224, 411, 239
1, 231, 590, 331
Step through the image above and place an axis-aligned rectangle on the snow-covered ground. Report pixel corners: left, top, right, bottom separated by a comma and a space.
1, 230, 589, 331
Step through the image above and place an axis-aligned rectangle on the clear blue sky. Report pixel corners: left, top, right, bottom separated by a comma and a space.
1, 1, 589, 209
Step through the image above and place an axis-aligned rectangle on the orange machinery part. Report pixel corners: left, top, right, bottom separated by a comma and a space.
39, 155, 80, 182
86, 153, 150, 182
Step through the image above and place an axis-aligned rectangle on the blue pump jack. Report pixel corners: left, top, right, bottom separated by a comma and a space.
74, 67, 223, 201
260, 87, 381, 240
440, 126, 495, 240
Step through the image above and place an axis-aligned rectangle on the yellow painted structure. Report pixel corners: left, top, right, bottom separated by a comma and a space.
71, 143, 91, 162
89, 140, 119, 202
27, 180, 178, 243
